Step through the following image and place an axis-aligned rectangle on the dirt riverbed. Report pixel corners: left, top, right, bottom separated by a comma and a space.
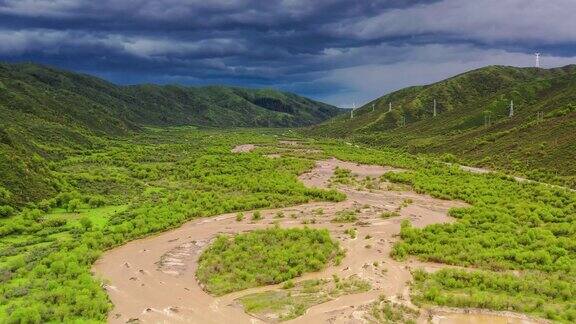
92, 145, 545, 324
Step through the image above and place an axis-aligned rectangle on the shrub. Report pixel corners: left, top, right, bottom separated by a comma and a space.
79, 216, 93, 230
67, 199, 84, 212
88, 196, 106, 208
0, 205, 15, 218
381, 211, 400, 219
332, 210, 358, 223
252, 211, 263, 221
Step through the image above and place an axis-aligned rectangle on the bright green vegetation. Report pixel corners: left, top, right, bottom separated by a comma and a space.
251, 211, 263, 221
196, 227, 344, 296
238, 275, 370, 321
1, 126, 575, 322
0, 62, 342, 207
332, 209, 359, 223
329, 167, 380, 191
318, 142, 576, 322
380, 211, 400, 219
309, 65, 576, 188
330, 167, 354, 185
344, 228, 357, 239
0, 128, 346, 322
412, 268, 575, 322
365, 296, 419, 324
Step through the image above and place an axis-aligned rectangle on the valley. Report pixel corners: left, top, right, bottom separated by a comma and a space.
93, 142, 541, 323
0, 64, 575, 324
1, 126, 574, 323
2, 2, 576, 323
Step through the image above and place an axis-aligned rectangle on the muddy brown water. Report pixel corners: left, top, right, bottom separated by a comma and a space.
92, 149, 543, 323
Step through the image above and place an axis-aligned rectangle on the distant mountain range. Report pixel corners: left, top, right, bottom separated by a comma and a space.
308, 65, 576, 188
0, 62, 342, 205
0, 63, 342, 132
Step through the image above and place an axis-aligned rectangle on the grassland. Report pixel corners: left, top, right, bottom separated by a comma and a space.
196, 227, 344, 295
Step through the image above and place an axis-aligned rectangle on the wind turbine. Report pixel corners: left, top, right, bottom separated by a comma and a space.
509, 100, 514, 117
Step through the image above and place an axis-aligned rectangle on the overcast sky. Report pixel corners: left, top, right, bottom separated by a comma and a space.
1, 0, 576, 107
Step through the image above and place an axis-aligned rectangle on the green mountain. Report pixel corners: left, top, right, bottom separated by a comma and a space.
0, 62, 342, 206
309, 65, 576, 188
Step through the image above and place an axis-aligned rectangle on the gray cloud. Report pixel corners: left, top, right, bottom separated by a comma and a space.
1, 0, 575, 106
330, 0, 576, 44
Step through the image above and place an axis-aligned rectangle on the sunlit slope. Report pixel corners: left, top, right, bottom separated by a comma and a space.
310, 65, 576, 187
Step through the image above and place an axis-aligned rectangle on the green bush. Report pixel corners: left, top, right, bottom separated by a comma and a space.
196, 227, 343, 295
0, 205, 15, 218
251, 211, 263, 221
332, 210, 358, 223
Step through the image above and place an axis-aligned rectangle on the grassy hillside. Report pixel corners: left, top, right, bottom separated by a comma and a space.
0, 62, 341, 131
309, 65, 576, 188
0, 62, 342, 206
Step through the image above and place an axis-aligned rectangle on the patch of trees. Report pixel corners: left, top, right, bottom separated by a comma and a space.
196, 227, 344, 295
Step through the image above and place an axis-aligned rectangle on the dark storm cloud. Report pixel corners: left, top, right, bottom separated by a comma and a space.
1, 0, 576, 106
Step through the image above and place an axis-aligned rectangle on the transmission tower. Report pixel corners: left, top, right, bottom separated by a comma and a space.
536, 111, 544, 123
484, 111, 492, 127
509, 100, 514, 117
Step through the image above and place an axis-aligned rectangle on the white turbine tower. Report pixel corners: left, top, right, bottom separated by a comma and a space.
535, 52, 541, 68
433, 99, 437, 117
509, 100, 514, 117
350, 102, 356, 119
388, 102, 392, 113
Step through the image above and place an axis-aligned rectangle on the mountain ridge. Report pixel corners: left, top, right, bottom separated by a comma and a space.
0, 62, 342, 206
308, 64, 576, 188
